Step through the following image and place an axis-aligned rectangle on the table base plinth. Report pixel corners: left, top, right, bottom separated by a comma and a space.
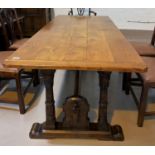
29, 70, 124, 141
29, 122, 124, 141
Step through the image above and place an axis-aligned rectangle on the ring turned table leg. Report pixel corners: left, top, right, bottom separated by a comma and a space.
30, 70, 124, 141
41, 70, 56, 130
29, 70, 56, 138
98, 71, 111, 131
98, 71, 124, 140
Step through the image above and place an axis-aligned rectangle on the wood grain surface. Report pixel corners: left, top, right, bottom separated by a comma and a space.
4, 16, 147, 72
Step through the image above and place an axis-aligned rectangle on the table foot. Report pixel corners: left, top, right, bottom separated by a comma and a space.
110, 125, 124, 141
29, 122, 124, 141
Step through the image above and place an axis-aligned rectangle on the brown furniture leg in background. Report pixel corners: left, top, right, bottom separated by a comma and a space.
30, 70, 124, 141
15, 73, 25, 114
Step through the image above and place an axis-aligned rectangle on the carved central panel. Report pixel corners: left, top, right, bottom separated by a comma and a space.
63, 96, 89, 130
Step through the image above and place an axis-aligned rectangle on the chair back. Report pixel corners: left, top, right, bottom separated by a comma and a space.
68, 8, 97, 16
151, 26, 155, 46
4, 9, 23, 40
0, 8, 10, 50
0, 9, 23, 47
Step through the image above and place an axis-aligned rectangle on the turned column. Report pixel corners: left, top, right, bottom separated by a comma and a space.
98, 71, 111, 131
41, 70, 56, 130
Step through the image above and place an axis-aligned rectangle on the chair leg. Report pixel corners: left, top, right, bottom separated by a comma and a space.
16, 75, 25, 114
122, 73, 127, 91
126, 73, 131, 95
122, 72, 131, 95
137, 83, 149, 127
32, 69, 40, 87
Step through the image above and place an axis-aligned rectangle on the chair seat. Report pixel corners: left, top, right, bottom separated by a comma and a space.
9, 38, 28, 50
140, 57, 155, 83
0, 51, 20, 76
130, 41, 155, 56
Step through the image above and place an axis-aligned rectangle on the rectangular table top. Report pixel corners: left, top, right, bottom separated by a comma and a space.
4, 15, 147, 72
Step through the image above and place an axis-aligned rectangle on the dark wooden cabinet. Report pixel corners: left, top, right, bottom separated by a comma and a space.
16, 8, 54, 37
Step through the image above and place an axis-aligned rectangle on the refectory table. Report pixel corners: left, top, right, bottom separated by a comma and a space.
4, 15, 147, 141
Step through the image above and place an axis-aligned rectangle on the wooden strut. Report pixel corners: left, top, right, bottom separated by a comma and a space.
29, 70, 124, 141
74, 70, 80, 96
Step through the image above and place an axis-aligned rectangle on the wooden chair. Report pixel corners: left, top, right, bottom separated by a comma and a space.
122, 27, 155, 93
0, 10, 39, 114
130, 26, 155, 56
0, 51, 36, 114
68, 8, 97, 16
0, 8, 28, 51
127, 57, 155, 127
0, 8, 40, 86
122, 28, 155, 126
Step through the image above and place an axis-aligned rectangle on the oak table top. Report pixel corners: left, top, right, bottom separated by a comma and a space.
4, 15, 147, 72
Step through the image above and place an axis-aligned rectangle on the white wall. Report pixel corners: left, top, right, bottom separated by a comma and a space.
54, 8, 155, 30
